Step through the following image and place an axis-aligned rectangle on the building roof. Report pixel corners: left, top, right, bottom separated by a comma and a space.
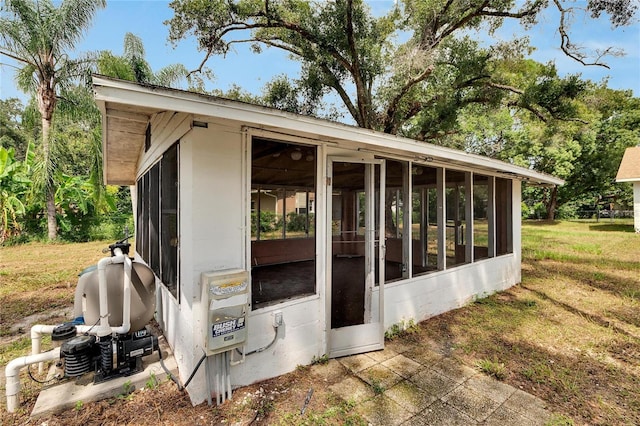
616, 146, 640, 183
92, 75, 564, 187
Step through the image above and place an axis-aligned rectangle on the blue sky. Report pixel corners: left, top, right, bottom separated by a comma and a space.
1, 0, 639, 104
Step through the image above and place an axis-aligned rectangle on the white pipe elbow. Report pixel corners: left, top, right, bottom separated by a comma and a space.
5, 347, 61, 413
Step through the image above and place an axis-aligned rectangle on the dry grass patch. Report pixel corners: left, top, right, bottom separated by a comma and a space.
1, 221, 638, 425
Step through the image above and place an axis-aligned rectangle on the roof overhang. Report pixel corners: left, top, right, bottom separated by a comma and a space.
93, 75, 564, 187
616, 147, 640, 183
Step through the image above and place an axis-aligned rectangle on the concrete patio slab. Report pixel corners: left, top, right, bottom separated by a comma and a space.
409, 368, 459, 398
430, 357, 477, 384
484, 405, 541, 426
382, 353, 423, 379
365, 348, 398, 363
441, 384, 502, 422
327, 376, 375, 404
385, 379, 437, 414
358, 394, 414, 426
402, 345, 444, 367
503, 389, 553, 424
338, 353, 377, 373
31, 336, 177, 417
463, 373, 516, 404
329, 342, 556, 426
357, 363, 403, 391
309, 359, 347, 384
411, 399, 477, 425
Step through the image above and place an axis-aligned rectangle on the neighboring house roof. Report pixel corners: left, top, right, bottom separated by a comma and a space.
92, 75, 564, 187
616, 146, 640, 183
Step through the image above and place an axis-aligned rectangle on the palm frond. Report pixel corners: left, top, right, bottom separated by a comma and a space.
154, 64, 189, 87
56, 0, 106, 51
123, 32, 145, 61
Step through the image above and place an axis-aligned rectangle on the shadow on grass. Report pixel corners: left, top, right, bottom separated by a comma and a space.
420, 299, 640, 425
521, 284, 638, 339
524, 259, 640, 304
523, 220, 562, 226
588, 223, 636, 233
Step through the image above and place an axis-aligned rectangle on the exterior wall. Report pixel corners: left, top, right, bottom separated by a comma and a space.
148, 120, 526, 405
380, 254, 520, 327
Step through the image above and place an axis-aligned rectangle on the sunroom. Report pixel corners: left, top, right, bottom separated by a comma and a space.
93, 75, 562, 405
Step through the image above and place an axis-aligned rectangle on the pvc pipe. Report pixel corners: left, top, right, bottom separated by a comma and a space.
31, 324, 56, 374
97, 249, 125, 331
5, 347, 61, 413
111, 254, 131, 335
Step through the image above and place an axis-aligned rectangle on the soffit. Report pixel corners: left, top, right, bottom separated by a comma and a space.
101, 103, 161, 185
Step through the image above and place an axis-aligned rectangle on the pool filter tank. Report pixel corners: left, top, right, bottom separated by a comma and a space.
62, 239, 159, 381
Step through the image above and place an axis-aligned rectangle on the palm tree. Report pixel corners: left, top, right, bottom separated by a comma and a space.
98, 32, 189, 87
0, 0, 105, 240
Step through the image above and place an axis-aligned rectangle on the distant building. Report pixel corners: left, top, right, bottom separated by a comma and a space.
615, 146, 640, 232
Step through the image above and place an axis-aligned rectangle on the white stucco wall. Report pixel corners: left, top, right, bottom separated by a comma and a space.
143, 120, 524, 406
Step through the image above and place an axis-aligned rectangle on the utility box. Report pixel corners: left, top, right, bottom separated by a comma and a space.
201, 269, 249, 355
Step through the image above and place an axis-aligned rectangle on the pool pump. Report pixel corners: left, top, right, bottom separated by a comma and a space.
5, 234, 160, 413
55, 325, 158, 381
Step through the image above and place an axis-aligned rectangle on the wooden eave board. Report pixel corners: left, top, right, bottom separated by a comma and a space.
101, 101, 159, 185
616, 147, 640, 182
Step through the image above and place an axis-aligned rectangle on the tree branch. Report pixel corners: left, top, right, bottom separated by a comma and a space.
552, 0, 610, 68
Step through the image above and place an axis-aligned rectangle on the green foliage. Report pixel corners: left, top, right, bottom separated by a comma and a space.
310, 354, 329, 365
252, 211, 280, 233
385, 318, 418, 340
98, 32, 209, 90
0, 0, 107, 240
0, 98, 29, 159
167, 0, 635, 137
545, 414, 575, 426
145, 372, 159, 390
286, 212, 313, 233
369, 378, 385, 395
0, 145, 32, 243
476, 358, 507, 380
118, 380, 135, 400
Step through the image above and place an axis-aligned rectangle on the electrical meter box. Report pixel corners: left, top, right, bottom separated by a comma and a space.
201, 269, 249, 355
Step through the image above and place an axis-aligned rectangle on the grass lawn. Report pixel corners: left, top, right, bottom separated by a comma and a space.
0, 220, 638, 425
423, 220, 640, 425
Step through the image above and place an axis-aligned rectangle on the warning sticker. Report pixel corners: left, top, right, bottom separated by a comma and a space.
212, 317, 245, 337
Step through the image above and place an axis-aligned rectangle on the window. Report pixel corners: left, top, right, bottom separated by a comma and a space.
384, 160, 409, 282
446, 170, 470, 268
250, 138, 316, 309
369, 159, 515, 283
495, 178, 513, 255
136, 142, 180, 299
473, 174, 491, 260
411, 165, 440, 275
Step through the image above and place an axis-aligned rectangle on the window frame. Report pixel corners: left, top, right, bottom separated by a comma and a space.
136, 142, 180, 301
